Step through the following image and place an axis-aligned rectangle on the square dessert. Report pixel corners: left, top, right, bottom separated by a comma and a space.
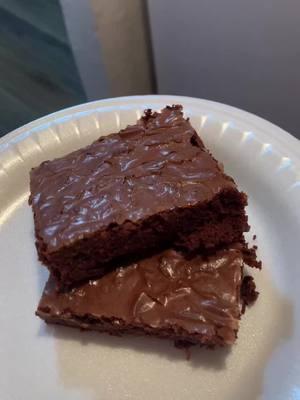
36, 244, 253, 347
29, 105, 248, 288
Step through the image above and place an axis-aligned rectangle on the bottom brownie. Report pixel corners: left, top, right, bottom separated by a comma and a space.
36, 244, 257, 347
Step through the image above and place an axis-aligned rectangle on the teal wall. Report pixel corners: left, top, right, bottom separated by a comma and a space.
0, 0, 86, 136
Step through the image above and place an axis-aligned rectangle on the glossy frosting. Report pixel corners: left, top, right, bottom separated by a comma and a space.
30, 105, 236, 252
38, 246, 243, 343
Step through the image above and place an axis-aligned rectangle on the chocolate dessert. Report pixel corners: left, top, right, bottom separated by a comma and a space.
30, 105, 248, 288
36, 244, 257, 347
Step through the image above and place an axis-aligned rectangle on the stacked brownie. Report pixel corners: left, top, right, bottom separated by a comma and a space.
31, 105, 259, 348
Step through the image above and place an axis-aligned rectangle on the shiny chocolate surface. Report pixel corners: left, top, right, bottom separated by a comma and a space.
30, 106, 236, 252
38, 245, 243, 344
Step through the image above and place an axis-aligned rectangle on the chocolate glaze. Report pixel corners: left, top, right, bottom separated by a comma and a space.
37, 245, 244, 346
30, 105, 238, 253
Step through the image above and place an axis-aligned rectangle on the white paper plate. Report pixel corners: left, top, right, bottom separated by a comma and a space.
1, 95, 300, 400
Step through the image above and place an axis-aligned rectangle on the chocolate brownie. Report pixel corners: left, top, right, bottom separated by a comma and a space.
36, 244, 253, 347
29, 105, 248, 288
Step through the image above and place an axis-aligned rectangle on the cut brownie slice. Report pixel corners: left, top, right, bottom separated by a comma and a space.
36, 244, 250, 347
29, 105, 248, 288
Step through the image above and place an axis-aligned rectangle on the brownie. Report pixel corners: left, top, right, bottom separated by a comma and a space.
29, 105, 248, 288
36, 244, 251, 347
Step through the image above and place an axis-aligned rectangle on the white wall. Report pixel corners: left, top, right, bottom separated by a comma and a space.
148, 0, 300, 137
60, 0, 109, 100
90, 0, 153, 97
61, 0, 153, 100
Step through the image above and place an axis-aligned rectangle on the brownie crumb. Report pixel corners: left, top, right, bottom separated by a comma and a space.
252, 234, 257, 240
242, 243, 262, 269
241, 275, 259, 312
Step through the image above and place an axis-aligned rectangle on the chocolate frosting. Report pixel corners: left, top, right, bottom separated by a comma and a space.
38, 246, 243, 344
30, 105, 236, 252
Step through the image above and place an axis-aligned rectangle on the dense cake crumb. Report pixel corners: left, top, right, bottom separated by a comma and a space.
241, 242, 262, 269
241, 276, 259, 312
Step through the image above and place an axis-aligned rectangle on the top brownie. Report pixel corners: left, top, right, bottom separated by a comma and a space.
30, 105, 248, 288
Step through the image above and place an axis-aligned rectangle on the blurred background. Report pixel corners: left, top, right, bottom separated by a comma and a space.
0, 0, 299, 138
